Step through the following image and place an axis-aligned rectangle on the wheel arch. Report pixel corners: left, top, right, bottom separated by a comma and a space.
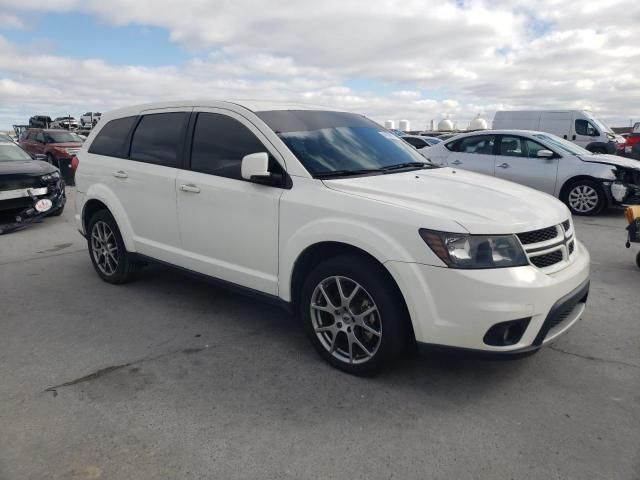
287, 241, 414, 341
559, 175, 609, 202
81, 185, 136, 251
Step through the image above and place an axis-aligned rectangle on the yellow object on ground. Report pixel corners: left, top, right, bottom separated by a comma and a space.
625, 206, 640, 224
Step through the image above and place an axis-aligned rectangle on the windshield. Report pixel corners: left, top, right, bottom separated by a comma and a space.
256, 110, 429, 176
533, 133, 592, 155
46, 131, 81, 143
0, 144, 32, 162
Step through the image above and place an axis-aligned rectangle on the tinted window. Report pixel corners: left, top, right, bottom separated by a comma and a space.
575, 119, 598, 136
190, 113, 267, 180
450, 135, 495, 154
46, 131, 80, 143
499, 136, 525, 157
404, 137, 427, 148
523, 139, 547, 158
130, 113, 187, 167
35, 132, 45, 143
89, 116, 137, 157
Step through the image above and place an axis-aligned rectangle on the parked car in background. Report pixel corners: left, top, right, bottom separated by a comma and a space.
19, 129, 82, 185
622, 122, 640, 161
29, 115, 52, 128
51, 116, 79, 130
426, 129, 640, 215
75, 101, 590, 375
0, 140, 65, 233
493, 110, 625, 154
401, 135, 442, 158
80, 112, 102, 127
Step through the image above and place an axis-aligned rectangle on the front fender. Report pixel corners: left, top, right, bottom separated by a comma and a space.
278, 217, 416, 301
82, 183, 136, 252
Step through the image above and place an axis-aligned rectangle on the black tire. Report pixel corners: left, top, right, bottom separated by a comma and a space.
86, 210, 142, 284
562, 179, 606, 216
299, 255, 408, 376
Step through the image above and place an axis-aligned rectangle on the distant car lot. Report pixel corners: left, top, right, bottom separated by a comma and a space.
0, 187, 638, 479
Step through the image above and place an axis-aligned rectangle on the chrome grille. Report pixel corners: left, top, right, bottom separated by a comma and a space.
517, 226, 558, 245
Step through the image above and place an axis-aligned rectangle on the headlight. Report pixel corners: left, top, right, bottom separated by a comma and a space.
41, 171, 60, 182
419, 229, 529, 269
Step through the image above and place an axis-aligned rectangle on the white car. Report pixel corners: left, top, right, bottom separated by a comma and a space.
80, 112, 102, 127
51, 117, 79, 130
74, 101, 590, 375
425, 130, 640, 215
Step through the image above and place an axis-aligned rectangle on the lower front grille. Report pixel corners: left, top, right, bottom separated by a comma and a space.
530, 250, 563, 268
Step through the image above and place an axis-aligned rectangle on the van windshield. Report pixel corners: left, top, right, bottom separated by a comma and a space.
586, 115, 614, 134
256, 110, 432, 177
533, 133, 592, 156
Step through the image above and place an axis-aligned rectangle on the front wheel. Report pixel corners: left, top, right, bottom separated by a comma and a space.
299, 255, 408, 375
87, 210, 142, 284
563, 180, 605, 216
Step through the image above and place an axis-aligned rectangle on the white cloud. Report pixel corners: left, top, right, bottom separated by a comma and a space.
0, 0, 639, 130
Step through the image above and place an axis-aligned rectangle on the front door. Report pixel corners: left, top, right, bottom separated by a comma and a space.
494, 135, 559, 195
176, 109, 284, 295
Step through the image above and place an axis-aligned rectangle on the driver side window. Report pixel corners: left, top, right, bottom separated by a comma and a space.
35, 132, 45, 143
575, 119, 598, 137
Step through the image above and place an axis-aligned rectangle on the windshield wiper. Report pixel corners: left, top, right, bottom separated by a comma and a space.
314, 168, 383, 178
380, 162, 433, 172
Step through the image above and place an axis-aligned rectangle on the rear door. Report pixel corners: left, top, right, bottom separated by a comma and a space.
443, 134, 496, 176
175, 109, 284, 295
32, 131, 46, 155
494, 135, 559, 194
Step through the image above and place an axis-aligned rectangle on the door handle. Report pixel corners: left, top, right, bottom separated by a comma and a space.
451, 160, 462, 165
180, 184, 201, 194
113, 170, 128, 179
497, 162, 510, 169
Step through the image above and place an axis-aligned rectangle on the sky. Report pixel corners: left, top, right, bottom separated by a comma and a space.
0, 0, 638, 131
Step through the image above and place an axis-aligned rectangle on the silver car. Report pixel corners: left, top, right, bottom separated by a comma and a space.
426, 129, 640, 215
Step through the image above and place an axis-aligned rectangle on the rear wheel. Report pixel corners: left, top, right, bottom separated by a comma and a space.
563, 179, 605, 216
87, 210, 142, 284
299, 255, 408, 375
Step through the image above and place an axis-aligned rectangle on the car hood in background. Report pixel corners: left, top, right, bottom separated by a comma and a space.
579, 154, 640, 170
0, 160, 57, 176
323, 168, 569, 235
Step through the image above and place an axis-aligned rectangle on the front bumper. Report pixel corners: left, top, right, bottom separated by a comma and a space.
386, 239, 590, 352
0, 183, 66, 234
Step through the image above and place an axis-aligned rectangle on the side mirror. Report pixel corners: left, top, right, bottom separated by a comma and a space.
241, 152, 281, 186
537, 149, 555, 158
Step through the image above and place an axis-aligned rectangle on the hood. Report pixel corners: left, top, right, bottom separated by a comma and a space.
0, 160, 57, 176
322, 168, 569, 234
579, 154, 640, 170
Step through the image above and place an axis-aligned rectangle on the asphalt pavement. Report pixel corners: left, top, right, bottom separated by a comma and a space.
1, 188, 638, 479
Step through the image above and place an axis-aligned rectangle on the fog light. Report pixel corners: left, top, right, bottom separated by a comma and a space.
611, 182, 628, 203
483, 318, 531, 346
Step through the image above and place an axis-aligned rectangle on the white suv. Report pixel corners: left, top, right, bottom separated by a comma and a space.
75, 101, 590, 375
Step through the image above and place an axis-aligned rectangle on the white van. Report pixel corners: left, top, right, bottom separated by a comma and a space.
493, 110, 625, 155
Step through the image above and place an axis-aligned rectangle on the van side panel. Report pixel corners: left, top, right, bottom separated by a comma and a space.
539, 112, 572, 139
493, 111, 540, 130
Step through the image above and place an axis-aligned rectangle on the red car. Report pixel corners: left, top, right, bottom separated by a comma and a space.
623, 123, 640, 161
20, 129, 82, 185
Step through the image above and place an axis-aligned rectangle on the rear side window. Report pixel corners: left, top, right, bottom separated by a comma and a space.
89, 116, 137, 157
130, 113, 187, 167
190, 113, 267, 180
448, 136, 495, 154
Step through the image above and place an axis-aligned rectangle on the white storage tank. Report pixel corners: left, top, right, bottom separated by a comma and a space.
469, 114, 488, 130
438, 118, 454, 131
384, 120, 395, 129
399, 120, 410, 132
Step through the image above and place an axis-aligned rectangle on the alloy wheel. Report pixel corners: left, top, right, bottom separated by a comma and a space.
91, 220, 119, 276
310, 276, 382, 365
568, 185, 599, 213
